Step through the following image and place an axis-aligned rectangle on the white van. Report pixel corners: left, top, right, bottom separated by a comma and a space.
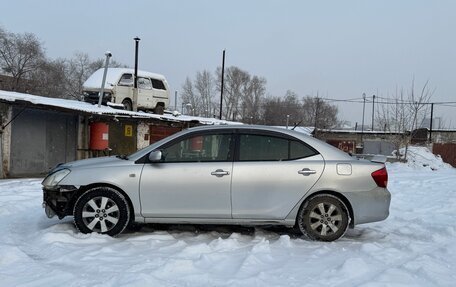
83, 68, 170, 113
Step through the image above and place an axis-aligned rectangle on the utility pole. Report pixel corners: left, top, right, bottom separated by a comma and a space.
371, 94, 376, 131
174, 91, 178, 111
361, 93, 366, 145
314, 97, 320, 138
133, 37, 141, 112
429, 103, 434, 142
219, 50, 225, 120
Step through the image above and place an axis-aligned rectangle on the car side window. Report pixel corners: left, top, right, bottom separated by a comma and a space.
138, 77, 152, 90
161, 134, 233, 163
118, 74, 133, 86
289, 140, 318, 159
239, 134, 317, 161
239, 134, 288, 161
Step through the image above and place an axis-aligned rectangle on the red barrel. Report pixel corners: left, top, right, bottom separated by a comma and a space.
190, 136, 203, 151
89, 122, 109, 150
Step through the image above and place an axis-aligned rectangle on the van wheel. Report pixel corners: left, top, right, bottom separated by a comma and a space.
122, 99, 132, 111
154, 105, 164, 115
73, 187, 130, 237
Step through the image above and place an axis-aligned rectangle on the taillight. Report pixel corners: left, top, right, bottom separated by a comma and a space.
371, 167, 388, 188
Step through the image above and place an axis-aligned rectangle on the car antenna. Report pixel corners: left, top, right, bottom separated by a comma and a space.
291, 120, 302, 130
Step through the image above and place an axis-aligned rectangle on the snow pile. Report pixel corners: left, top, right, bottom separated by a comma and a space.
1, 164, 456, 286
394, 146, 452, 170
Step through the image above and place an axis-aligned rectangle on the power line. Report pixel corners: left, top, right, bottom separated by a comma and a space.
318, 96, 456, 106
319, 97, 365, 103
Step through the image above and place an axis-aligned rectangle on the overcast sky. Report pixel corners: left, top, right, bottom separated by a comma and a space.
1, 0, 456, 127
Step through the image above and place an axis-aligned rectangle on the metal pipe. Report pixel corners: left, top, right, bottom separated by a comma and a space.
429, 103, 434, 142
361, 93, 366, 144
133, 37, 140, 112
98, 51, 112, 107
219, 50, 225, 120
371, 94, 375, 130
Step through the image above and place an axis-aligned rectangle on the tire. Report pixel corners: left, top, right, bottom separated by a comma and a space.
153, 104, 164, 115
122, 99, 133, 111
297, 194, 350, 241
73, 187, 130, 237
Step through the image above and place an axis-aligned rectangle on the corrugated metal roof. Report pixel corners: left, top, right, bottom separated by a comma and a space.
0, 90, 239, 125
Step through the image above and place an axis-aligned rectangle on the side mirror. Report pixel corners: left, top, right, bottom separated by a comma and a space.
148, 150, 163, 162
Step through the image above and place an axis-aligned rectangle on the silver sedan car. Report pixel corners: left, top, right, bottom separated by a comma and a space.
42, 125, 390, 241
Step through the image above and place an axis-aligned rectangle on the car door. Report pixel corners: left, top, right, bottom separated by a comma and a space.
231, 132, 325, 219
115, 73, 134, 104
137, 77, 154, 109
139, 131, 235, 218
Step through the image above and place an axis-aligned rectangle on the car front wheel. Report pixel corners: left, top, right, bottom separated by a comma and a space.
297, 194, 350, 241
73, 187, 130, 236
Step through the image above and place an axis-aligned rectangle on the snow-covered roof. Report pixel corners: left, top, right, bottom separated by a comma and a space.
83, 68, 167, 90
0, 90, 239, 125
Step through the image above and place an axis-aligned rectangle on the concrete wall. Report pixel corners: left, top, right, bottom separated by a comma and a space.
137, 122, 150, 150
0, 104, 12, 178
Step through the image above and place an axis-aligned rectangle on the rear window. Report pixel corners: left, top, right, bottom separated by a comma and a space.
151, 79, 166, 90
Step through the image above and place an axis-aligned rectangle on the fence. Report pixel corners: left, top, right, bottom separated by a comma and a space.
432, 143, 456, 167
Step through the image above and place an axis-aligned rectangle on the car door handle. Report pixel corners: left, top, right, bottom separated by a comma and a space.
298, 168, 317, 176
211, 169, 230, 177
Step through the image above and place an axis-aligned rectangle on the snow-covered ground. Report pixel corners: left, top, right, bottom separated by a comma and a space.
1, 148, 455, 286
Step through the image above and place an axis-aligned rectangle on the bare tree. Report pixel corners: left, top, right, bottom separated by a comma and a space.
0, 29, 45, 91
62, 52, 94, 100
180, 77, 200, 115
29, 58, 67, 98
216, 66, 251, 120
183, 66, 266, 121
302, 96, 338, 129
376, 88, 410, 158
262, 97, 282, 125
88, 56, 127, 71
375, 79, 434, 158
408, 78, 434, 132
261, 91, 303, 126
194, 70, 214, 117
241, 75, 267, 124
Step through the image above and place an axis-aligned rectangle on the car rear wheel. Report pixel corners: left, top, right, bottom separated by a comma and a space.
297, 194, 350, 241
73, 187, 130, 236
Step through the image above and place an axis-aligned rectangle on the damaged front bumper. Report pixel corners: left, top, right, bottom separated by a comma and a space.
42, 185, 78, 219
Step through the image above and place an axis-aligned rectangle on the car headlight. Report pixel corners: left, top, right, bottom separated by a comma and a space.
42, 169, 71, 188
